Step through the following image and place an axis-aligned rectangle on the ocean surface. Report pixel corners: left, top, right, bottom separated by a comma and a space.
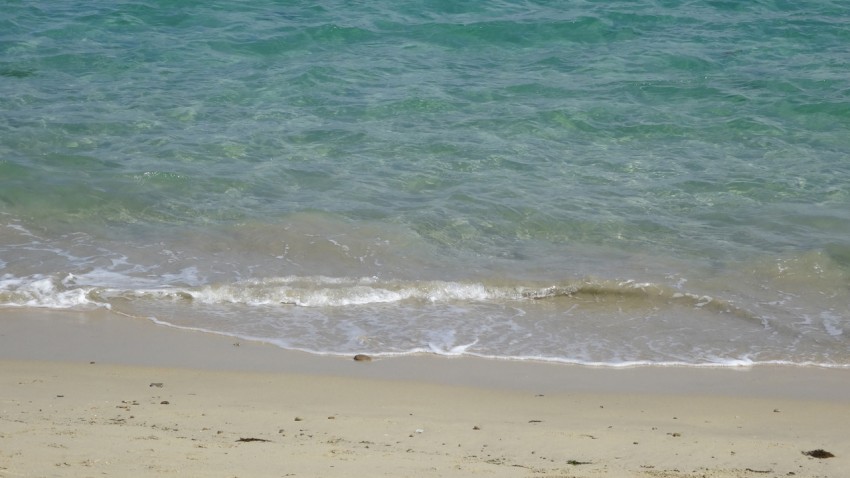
2, 1, 849, 367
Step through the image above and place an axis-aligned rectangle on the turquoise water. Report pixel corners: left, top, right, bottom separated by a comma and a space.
2, 1, 849, 366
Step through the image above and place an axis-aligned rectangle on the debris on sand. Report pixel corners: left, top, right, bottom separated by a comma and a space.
803, 449, 835, 458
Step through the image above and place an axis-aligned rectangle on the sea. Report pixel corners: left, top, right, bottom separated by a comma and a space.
2, 0, 849, 367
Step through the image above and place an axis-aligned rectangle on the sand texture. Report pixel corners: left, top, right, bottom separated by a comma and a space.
1, 359, 847, 478
0, 310, 848, 477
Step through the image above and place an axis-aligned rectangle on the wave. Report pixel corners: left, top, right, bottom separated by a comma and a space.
1, 272, 749, 314
3, 271, 846, 368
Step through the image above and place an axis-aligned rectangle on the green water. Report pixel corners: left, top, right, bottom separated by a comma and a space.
2, 0, 849, 365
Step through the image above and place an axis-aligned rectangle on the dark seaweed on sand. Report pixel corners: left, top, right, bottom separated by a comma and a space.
803, 449, 834, 458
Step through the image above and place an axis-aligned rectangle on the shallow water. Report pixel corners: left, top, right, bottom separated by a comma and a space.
2, 1, 849, 366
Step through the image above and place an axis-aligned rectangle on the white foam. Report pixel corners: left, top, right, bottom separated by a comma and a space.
821, 310, 844, 337
4, 223, 35, 235
3, 269, 848, 369
180, 278, 514, 307
116, 309, 850, 369
66, 269, 159, 288
0, 274, 107, 309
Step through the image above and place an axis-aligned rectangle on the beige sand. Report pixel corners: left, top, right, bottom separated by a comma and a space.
1, 309, 848, 477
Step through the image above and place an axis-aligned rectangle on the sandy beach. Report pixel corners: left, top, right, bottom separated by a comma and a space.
1, 309, 848, 478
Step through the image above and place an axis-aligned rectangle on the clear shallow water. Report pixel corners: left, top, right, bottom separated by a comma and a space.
2, 1, 849, 366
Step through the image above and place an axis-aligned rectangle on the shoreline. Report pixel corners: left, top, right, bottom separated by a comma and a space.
1, 308, 848, 477
2, 308, 849, 399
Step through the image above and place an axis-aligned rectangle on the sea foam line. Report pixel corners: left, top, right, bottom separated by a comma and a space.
112, 310, 850, 370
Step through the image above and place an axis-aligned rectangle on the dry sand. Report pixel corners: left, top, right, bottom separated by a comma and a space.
1, 309, 848, 477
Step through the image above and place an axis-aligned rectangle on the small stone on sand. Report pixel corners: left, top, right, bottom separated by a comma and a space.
353, 354, 372, 362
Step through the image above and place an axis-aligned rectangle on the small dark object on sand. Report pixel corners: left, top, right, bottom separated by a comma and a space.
803, 449, 835, 458
353, 354, 372, 362
237, 437, 271, 443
